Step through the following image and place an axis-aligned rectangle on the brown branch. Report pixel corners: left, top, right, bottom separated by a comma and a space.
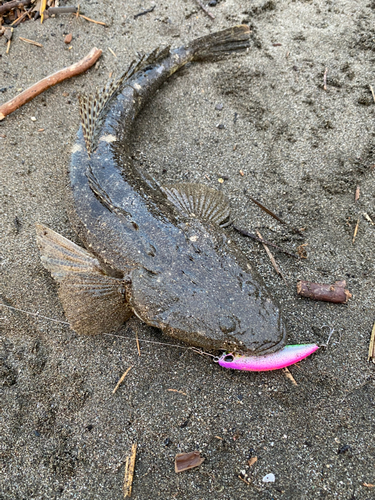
0, 0, 31, 14
0, 47, 102, 121
297, 280, 352, 304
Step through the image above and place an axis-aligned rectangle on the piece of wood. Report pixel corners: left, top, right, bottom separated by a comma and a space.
0, 47, 102, 121
297, 280, 352, 304
123, 443, 137, 497
0, 0, 31, 15
368, 322, 375, 363
19, 36, 43, 47
79, 14, 107, 25
256, 230, 287, 285
175, 451, 205, 473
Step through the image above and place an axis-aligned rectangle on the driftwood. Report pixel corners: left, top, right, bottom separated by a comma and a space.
297, 280, 352, 304
0, 0, 31, 15
0, 47, 102, 120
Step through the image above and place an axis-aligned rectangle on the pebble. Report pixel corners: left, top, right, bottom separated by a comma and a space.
262, 473, 275, 483
64, 33, 73, 44
30, 117, 37, 121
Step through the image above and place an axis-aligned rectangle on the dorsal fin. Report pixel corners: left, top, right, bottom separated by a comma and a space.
78, 46, 171, 155
161, 183, 231, 227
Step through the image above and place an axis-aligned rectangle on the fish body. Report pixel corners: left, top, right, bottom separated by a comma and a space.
218, 344, 319, 371
37, 26, 288, 355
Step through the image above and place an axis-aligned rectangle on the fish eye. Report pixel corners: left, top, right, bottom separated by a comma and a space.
223, 354, 234, 363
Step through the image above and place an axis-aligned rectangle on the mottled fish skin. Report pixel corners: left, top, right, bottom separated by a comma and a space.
38, 26, 288, 354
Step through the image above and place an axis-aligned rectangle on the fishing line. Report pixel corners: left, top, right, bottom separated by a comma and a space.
0, 302, 216, 358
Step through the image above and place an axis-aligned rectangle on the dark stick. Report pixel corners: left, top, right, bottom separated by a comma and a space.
134, 5, 155, 19
48, 6, 78, 14
247, 195, 303, 235
194, 0, 215, 19
233, 225, 299, 258
0, 0, 31, 15
297, 280, 352, 304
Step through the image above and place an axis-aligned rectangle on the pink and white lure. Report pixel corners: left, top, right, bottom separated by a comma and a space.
217, 343, 319, 372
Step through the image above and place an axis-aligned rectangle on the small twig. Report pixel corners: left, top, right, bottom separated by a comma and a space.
0, 0, 31, 15
10, 4, 34, 26
247, 195, 303, 235
368, 322, 375, 363
323, 67, 328, 90
297, 280, 352, 304
256, 230, 287, 285
233, 225, 298, 259
369, 84, 375, 104
19, 37, 43, 47
283, 367, 298, 386
113, 366, 132, 394
352, 218, 359, 243
108, 47, 117, 57
0, 47, 102, 121
79, 14, 106, 25
134, 5, 155, 19
123, 443, 137, 498
167, 389, 187, 396
135, 332, 141, 356
194, 0, 215, 19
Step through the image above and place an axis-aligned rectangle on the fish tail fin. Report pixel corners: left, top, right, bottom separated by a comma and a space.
189, 25, 251, 60
36, 223, 133, 335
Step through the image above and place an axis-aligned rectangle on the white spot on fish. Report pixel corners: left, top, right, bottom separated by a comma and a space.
133, 83, 142, 91
156, 65, 165, 74
71, 144, 82, 153
99, 134, 117, 143
189, 235, 198, 242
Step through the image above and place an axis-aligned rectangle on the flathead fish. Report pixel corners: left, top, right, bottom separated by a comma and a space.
36, 26, 288, 355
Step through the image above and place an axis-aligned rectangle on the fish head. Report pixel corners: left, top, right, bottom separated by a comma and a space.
127, 229, 287, 354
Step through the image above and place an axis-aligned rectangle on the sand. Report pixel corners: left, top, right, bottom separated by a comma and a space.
1, 0, 375, 498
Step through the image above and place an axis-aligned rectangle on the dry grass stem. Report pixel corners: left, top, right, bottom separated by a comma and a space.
135, 332, 141, 356
79, 14, 106, 25
352, 219, 359, 243
283, 367, 298, 385
113, 366, 132, 394
123, 443, 137, 497
368, 322, 375, 363
19, 36, 43, 47
256, 230, 287, 285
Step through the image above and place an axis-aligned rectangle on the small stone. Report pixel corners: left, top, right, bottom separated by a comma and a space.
208, 0, 217, 5
30, 116, 37, 121
216, 123, 225, 129
215, 103, 223, 111
262, 473, 275, 483
64, 33, 73, 44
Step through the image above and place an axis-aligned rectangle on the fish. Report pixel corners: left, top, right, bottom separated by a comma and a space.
217, 344, 319, 371
36, 25, 288, 355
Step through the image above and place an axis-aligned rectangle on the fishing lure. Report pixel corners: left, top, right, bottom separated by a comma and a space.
217, 343, 319, 371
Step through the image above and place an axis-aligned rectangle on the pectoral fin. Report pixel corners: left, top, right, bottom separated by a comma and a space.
36, 224, 132, 335
161, 183, 231, 227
